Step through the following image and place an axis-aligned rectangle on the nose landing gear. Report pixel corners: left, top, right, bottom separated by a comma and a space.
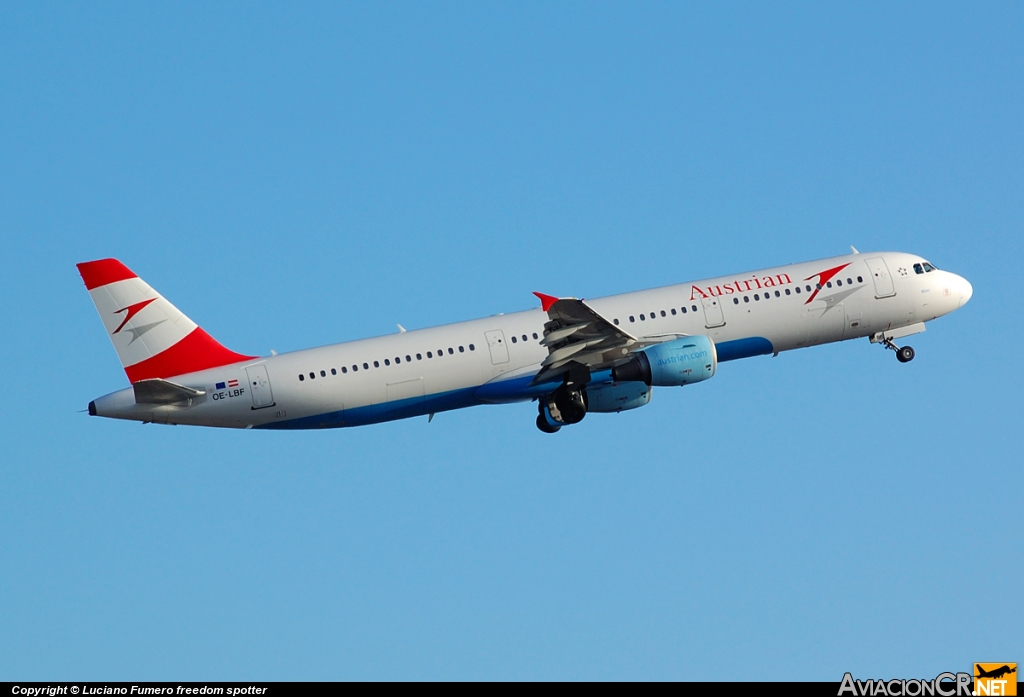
882, 337, 915, 363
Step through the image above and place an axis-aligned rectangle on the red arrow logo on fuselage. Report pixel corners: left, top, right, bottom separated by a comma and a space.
803, 263, 852, 304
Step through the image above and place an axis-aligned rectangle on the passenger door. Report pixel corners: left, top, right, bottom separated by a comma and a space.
866, 258, 896, 298
245, 365, 275, 409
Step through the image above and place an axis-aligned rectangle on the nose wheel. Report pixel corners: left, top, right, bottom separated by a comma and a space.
882, 337, 915, 363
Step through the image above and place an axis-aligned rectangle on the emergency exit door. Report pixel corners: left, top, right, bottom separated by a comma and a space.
701, 296, 726, 328
484, 330, 509, 364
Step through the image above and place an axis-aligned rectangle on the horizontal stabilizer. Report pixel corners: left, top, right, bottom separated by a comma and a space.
133, 378, 206, 405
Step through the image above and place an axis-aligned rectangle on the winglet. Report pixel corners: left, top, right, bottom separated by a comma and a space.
533, 292, 559, 312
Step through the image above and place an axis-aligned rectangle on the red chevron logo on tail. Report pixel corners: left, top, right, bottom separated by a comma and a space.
113, 298, 157, 334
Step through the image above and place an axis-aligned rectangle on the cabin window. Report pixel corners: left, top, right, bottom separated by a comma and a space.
826, 282, 832, 288
795, 287, 801, 294
331, 368, 336, 375
847, 278, 853, 285
671, 308, 676, 315
754, 294, 760, 301
470, 344, 476, 351
744, 296, 750, 303
459, 346, 465, 353
692, 305, 698, 312
353, 365, 359, 372
416, 353, 422, 360
857, 276, 863, 283
533, 333, 538, 340
427, 351, 433, 358
614, 318, 620, 325
511, 336, 517, 343
629, 316, 635, 322
660, 310, 666, 317
815, 283, 821, 290
806, 285, 813, 292
785, 289, 791, 295
320, 370, 326, 377
836, 280, 842, 286
650, 311, 655, 318
639, 314, 645, 321
448, 348, 454, 355
394, 357, 400, 364
384, 359, 390, 366
373, 361, 379, 368
342, 367, 348, 373
309, 372, 315, 380
733, 298, 739, 305
299, 374, 304, 381
775, 290, 781, 297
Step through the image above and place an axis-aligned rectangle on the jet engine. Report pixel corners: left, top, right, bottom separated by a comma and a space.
586, 381, 651, 413
611, 335, 716, 387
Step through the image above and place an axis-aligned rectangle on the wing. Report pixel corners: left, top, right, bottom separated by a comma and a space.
531, 292, 639, 385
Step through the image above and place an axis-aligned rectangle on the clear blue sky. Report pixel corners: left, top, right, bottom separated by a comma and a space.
1, 2, 1020, 680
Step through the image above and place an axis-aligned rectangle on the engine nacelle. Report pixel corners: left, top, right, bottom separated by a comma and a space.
612, 336, 717, 387
586, 382, 652, 413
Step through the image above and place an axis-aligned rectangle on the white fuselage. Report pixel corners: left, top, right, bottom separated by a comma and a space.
90, 251, 973, 429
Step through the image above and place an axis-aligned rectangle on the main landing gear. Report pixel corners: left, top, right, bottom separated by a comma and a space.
535, 385, 588, 433
882, 337, 915, 363
536, 413, 560, 434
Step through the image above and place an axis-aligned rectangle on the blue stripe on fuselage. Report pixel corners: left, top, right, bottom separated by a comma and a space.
715, 337, 774, 361
259, 337, 774, 429
256, 385, 481, 430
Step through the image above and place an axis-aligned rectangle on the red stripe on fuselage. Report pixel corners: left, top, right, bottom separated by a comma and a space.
123, 328, 257, 383
77, 259, 138, 290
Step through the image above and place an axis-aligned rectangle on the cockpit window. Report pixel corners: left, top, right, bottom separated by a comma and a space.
914, 263, 924, 274
923, 262, 936, 272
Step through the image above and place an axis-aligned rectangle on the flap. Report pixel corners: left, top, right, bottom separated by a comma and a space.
531, 294, 638, 385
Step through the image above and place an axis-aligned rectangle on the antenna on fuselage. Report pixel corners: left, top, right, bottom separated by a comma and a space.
850, 245, 860, 254
397, 324, 407, 333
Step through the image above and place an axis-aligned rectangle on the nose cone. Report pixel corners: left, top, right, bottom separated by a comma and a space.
957, 275, 973, 307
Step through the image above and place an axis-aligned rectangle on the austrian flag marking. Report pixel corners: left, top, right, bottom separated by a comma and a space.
215, 379, 239, 390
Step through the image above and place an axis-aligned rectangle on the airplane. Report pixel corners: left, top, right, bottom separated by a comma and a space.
976, 665, 1016, 680
78, 249, 972, 433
